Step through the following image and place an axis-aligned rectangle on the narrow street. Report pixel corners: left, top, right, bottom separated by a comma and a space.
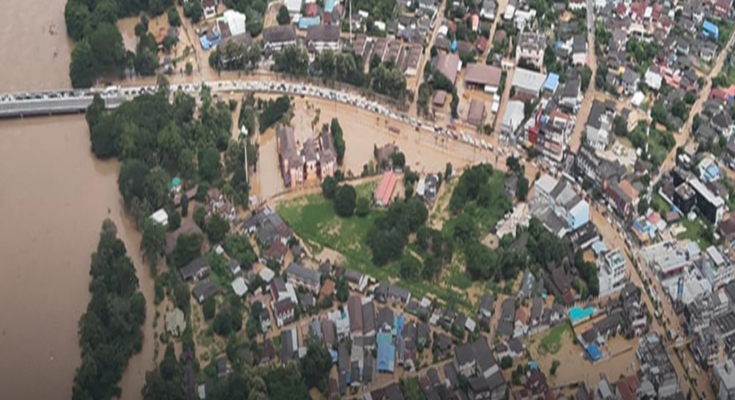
655, 28, 735, 183
567, 0, 598, 152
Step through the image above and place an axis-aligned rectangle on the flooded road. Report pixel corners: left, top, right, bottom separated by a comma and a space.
0, 1, 156, 398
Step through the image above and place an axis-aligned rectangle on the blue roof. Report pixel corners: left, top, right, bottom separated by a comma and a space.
545, 73, 560, 92
591, 241, 608, 255
706, 164, 720, 179
586, 344, 602, 361
704, 20, 719, 34
376, 333, 395, 372
298, 16, 321, 29
330, 349, 338, 363
325, 0, 336, 13
555, 40, 563, 50
451, 40, 458, 52
200, 33, 222, 50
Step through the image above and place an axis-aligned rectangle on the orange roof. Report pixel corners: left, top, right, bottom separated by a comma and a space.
374, 172, 397, 206
319, 279, 336, 302
618, 180, 639, 200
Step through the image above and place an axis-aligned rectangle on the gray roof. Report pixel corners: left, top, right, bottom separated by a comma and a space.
286, 262, 320, 285
363, 300, 376, 333
473, 338, 497, 374
455, 342, 475, 365
179, 257, 210, 281
262, 25, 297, 44
192, 280, 219, 302
587, 100, 606, 129
306, 24, 340, 43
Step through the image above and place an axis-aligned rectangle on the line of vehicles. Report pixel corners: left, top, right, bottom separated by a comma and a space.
0, 79, 498, 155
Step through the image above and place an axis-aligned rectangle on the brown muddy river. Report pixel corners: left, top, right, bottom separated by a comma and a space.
0, 1, 156, 399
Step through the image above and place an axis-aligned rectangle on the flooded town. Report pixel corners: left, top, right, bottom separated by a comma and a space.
6, 0, 735, 400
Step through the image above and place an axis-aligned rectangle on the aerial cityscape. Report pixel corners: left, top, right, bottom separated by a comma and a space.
6, 0, 735, 399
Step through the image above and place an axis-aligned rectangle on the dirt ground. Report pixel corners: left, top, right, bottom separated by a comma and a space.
263, 1, 285, 29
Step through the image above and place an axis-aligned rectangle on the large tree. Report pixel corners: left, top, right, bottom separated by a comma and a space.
334, 184, 357, 217
300, 340, 333, 391
141, 218, 166, 267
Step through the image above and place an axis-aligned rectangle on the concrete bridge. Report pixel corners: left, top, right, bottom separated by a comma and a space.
0, 88, 134, 118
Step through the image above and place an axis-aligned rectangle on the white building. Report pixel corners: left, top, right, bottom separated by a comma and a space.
599, 249, 626, 297
150, 209, 169, 227
713, 359, 735, 400
701, 246, 735, 290
219, 10, 247, 36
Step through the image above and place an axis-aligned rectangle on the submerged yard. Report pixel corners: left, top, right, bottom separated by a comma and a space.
538, 322, 574, 356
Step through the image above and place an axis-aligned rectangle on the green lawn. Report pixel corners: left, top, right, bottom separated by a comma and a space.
277, 183, 473, 310
538, 323, 573, 356
678, 219, 714, 249
651, 193, 671, 215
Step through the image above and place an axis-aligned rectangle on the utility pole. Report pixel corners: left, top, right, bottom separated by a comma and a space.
349, 0, 352, 44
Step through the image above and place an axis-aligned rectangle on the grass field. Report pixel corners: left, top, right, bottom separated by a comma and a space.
678, 218, 714, 249
538, 323, 573, 356
277, 182, 473, 310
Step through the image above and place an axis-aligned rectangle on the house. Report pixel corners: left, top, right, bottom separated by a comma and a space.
516, 32, 546, 70
501, 100, 525, 137
644, 66, 663, 90
231, 277, 249, 297
281, 327, 298, 365
513, 308, 528, 338
480, 0, 497, 20
477, 294, 495, 323
165, 308, 186, 337
621, 68, 640, 95
202, 0, 218, 19
636, 334, 679, 398
585, 100, 614, 150
374, 172, 398, 207
511, 68, 547, 98
192, 280, 219, 304
179, 257, 210, 282
606, 179, 640, 217
497, 299, 515, 338
532, 174, 590, 232
344, 269, 369, 292
286, 262, 321, 293
274, 298, 296, 327
464, 63, 503, 93
713, 359, 735, 400
363, 300, 377, 349
572, 35, 588, 66
434, 52, 461, 84
468, 100, 486, 126
306, 25, 340, 53
598, 249, 627, 297
712, 110, 734, 138
262, 25, 298, 53
348, 295, 364, 339
454, 342, 477, 377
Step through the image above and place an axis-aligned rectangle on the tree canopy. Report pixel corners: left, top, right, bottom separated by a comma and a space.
72, 220, 145, 400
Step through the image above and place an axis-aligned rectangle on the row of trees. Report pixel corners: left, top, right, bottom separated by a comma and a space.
272, 45, 408, 102
209, 40, 262, 71
72, 220, 146, 400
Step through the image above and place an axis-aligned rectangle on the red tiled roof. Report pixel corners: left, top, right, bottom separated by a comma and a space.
374, 172, 397, 205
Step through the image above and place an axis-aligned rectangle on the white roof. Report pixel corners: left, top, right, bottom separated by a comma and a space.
512, 68, 547, 94
535, 174, 559, 195
502, 100, 525, 130
285, 0, 303, 13
150, 209, 168, 226
232, 277, 248, 297
259, 266, 275, 282
221, 10, 247, 36
631, 92, 645, 106
464, 317, 477, 331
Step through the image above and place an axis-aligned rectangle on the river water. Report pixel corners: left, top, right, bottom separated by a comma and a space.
0, 1, 156, 399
